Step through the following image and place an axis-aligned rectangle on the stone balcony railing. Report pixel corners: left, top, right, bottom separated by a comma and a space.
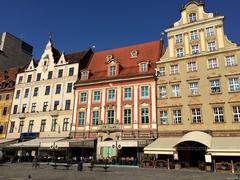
97, 123, 123, 132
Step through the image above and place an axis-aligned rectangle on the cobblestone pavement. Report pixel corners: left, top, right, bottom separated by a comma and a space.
0, 163, 238, 180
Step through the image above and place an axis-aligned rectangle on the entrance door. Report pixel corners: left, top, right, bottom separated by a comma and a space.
177, 141, 206, 167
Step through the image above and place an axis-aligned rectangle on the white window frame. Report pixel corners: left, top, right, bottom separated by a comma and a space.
208, 58, 218, 69
210, 79, 221, 93
109, 65, 116, 76
140, 86, 149, 99
80, 92, 87, 104
172, 84, 180, 97
173, 110, 182, 124
213, 107, 224, 123
187, 61, 197, 72
233, 106, 240, 122
176, 34, 183, 44
189, 82, 199, 95
190, 30, 198, 40
78, 111, 85, 126
160, 110, 168, 124
226, 55, 236, 67
170, 64, 179, 74
191, 108, 201, 123
228, 78, 240, 92
92, 111, 99, 125
123, 109, 132, 124
159, 86, 167, 98
206, 27, 214, 37
107, 109, 115, 124
140, 63, 148, 72
189, 12, 197, 23
176, 48, 184, 58
208, 42, 216, 52
191, 44, 200, 54
107, 89, 116, 102
93, 90, 101, 103
141, 107, 149, 124
124, 87, 132, 100
159, 67, 165, 76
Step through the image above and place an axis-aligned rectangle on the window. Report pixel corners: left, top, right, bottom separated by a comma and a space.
24, 89, 29, 98
176, 48, 184, 58
191, 108, 201, 123
0, 126, 3, 134
159, 86, 167, 98
140, 63, 148, 72
108, 89, 116, 102
31, 103, 36, 113
92, 111, 99, 126
210, 79, 221, 93
78, 112, 85, 126
226, 55, 236, 67
189, 12, 197, 23
18, 121, 24, 133
18, 76, 23, 84
58, 69, 63, 78
43, 102, 48, 112
53, 101, 59, 111
173, 110, 182, 124
2, 107, 7, 115
141, 86, 149, 99
93, 91, 101, 102
208, 42, 216, 52
228, 78, 240, 92
22, 104, 27, 113
175, 34, 183, 44
45, 86, 50, 95
65, 100, 71, 110
5, 94, 10, 100
28, 120, 34, 133
124, 109, 131, 124
9, 121, 15, 133
206, 27, 214, 37
15, 90, 21, 99
191, 45, 200, 54
141, 107, 149, 124
107, 110, 114, 124
0, 95, 2, 101
80, 92, 87, 103
190, 30, 198, 40
68, 67, 74, 76
172, 84, 180, 97
27, 74, 32, 83
109, 65, 116, 76
187, 62, 197, 72
160, 111, 168, 124
159, 67, 165, 76
81, 71, 89, 80
66, 83, 72, 93
36, 73, 41, 81
189, 82, 199, 95
213, 107, 224, 123
55, 84, 61, 94
51, 118, 57, 132
63, 118, 69, 131
208, 58, 217, 69
130, 50, 138, 58
171, 64, 179, 74
13, 105, 18, 114
48, 71, 53, 80
40, 119, 46, 132
33, 87, 39, 96
124, 88, 132, 100
233, 106, 240, 122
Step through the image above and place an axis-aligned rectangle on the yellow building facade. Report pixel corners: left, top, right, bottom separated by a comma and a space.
145, 1, 240, 166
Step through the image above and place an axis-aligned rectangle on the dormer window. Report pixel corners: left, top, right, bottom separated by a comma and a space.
109, 65, 116, 76
106, 54, 113, 61
189, 13, 197, 23
138, 62, 149, 73
130, 50, 138, 58
81, 70, 89, 80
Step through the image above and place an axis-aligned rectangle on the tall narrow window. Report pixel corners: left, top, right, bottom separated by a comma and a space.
22, 104, 27, 113
36, 73, 41, 81
124, 88, 132, 100
53, 101, 60, 111
189, 82, 199, 95
9, 121, 15, 133
228, 78, 240, 92
15, 90, 21, 99
123, 109, 131, 124
2, 107, 7, 115
92, 111, 99, 126
93, 91, 101, 102
160, 111, 168, 124
190, 30, 198, 40
108, 89, 116, 102
58, 69, 63, 78
226, 55, 236, 67
173, 110, 181, 124
31, 103, 36, 113
51, 118, 57, 132
13, 105, 18, 114
140, 63, 148, 72
43, 102, 48, 112
213, 107, 224, 123
107, 110, 114, 124
68, 67, 74, 76
80, 92, 87, 103
172, 84, 180, 97
40, 119, 46, 132
140, 86, 149, 99
189, 13, 197, 23
65, 100, 71, 110
206, 27, 214, 37
55, 84, 61, 94
18, 76, 23, 84
159, 86, 167, 98
141, 107, 149, 124
67, 83, 73, 93
33, 87, 39, 97
191, 108, 201, 123
48, 71, 53, 79
28, 120, 34, 133
62, 118, 69, 131
24, 89, 29, 98
233, 106, 240, 122
78, 112, 85, 126
109, 66, 116, 76
18, 121, 24, 133
45, 86, 50, 95
175, 34, 183, 44
27, 74, 32, 83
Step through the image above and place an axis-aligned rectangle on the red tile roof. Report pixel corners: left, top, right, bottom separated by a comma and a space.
77, 40, 162, 84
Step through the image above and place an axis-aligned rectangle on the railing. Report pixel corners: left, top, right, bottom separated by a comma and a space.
97, 123, 122, 132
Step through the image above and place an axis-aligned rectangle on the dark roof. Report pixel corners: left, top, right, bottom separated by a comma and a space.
180, 0, 205, 12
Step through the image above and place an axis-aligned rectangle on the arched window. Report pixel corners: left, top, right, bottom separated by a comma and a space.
189, 13, 197, 23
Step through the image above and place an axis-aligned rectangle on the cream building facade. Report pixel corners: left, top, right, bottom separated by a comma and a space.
6, 39, 92, 142
145, 0, 240, 166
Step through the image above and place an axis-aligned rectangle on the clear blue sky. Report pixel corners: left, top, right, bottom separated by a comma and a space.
2, 0, 240, 58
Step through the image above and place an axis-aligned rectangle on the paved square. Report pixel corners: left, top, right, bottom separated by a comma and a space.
0, 163, 237, 180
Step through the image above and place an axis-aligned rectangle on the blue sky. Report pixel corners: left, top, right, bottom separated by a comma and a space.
2, 0, 240, 58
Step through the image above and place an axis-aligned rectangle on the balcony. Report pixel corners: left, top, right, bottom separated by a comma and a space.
97, 123, 122, 132
50, 110, 60, 117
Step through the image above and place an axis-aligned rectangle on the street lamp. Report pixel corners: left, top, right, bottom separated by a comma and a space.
50, 142, 58, 165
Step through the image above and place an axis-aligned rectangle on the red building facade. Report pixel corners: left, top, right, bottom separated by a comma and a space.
72, 41, 162, 159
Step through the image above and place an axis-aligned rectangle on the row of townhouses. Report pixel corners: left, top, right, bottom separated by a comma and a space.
1, 0, 240, 168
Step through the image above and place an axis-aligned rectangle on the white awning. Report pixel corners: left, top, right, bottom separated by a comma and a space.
0, 139, 18, 148
98, 140, 145, 148
208, 137, 240, 156
144, 137, 179, 155
9, 138, 64, 148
